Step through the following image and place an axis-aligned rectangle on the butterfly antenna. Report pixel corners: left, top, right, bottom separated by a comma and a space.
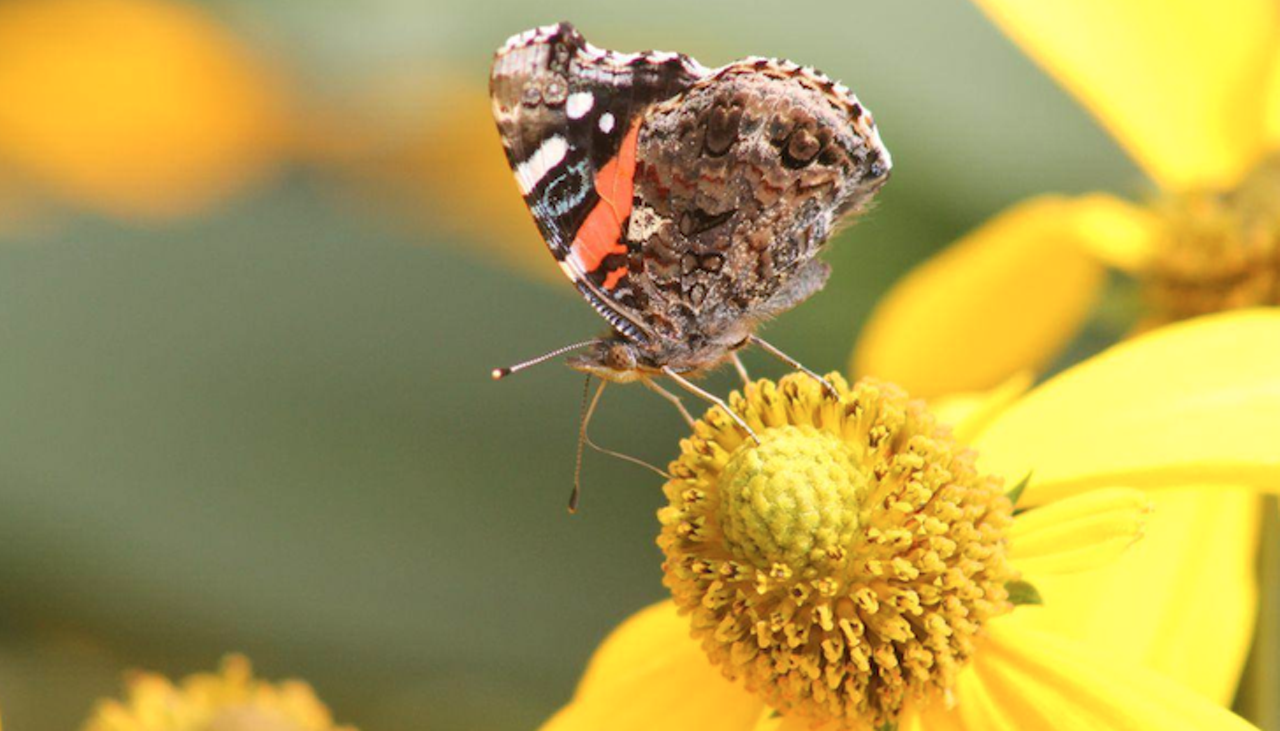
492, 339, 600, 380
570, 376, 670, 514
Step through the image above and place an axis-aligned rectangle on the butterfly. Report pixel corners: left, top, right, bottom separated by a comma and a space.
489, 22, 891, 508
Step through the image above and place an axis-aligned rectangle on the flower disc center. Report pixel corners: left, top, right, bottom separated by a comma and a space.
718, 425, 867, 574
1146, 155, 1280, 323
659, 375, 1017, 730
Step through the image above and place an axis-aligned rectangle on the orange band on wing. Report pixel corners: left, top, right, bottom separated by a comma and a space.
602, 266, 629, 289
570, 122, 640, 273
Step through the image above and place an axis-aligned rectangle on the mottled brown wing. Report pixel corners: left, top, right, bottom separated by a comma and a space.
622, 57, 892, 354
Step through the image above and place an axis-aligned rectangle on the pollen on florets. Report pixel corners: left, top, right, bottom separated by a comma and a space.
658, 373, 1016, 729
1143, 155, 1280, 324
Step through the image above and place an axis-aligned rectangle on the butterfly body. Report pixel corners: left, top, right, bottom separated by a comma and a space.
490, 22, 891, 382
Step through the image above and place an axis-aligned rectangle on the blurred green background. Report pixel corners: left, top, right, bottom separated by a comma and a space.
0, 0, 1139, 729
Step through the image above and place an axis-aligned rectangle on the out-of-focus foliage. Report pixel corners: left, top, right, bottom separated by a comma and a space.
0, 1, 1141, 730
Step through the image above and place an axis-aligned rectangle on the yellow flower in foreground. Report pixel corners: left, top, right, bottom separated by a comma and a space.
83, 655, 354, 731
851, 2, 1274, 705
0, 0, 286, 221
546, 309, 1280, 731
853, 0, 1280, 397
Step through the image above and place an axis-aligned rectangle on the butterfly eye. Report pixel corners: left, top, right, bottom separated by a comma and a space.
605, 343, 638, 371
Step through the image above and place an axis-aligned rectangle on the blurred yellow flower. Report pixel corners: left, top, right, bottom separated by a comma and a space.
0, 0, 287, 221
300, 79, 558, 280
853, 0, 1280, 397
408, 85, 555, 278
546, 309, 1280, 731
82, 655, 354, 731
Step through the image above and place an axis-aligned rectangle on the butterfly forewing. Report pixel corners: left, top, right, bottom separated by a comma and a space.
490, 22, 707, 340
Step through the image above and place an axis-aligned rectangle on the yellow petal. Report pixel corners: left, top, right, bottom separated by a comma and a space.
1009, 487, 1149, 575
852, 196, 1106, 398
1069, 194, 1161, 275
972, 0, 1279, 189
750, 709, 782, 731
975, 309, 1280, 505
909, 659, 1020, 731
952, 622, 1258, 730
1266, 45, 1280, 150
542, 602, 763, 731
770, 708, 966, 731
929, 371, 1035, 445
1013, 487, 1258, 706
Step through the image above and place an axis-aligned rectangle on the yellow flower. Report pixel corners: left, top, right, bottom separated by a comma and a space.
851, 1, 1275, 707
82, 655, 354, 731
545, 309, 1280, 731
853, 0, 1280, 397
0, 0, 287, 221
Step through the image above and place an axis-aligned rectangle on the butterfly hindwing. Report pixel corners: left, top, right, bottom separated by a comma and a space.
490, 22, 707, 340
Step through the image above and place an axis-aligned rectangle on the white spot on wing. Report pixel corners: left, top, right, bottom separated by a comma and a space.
514, 135, 568, 195
627, 205, 662, 242
566, 91, 594, 119
599, 112, 615, 133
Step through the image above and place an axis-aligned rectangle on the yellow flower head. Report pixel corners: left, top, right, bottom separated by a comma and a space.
854, 0, 1280, 397
660, 375, 1016, 728
82, 655, 354, 731
1143, 155, 1280, 325
547, 311, 1280, 731
848, 4, 1280, 708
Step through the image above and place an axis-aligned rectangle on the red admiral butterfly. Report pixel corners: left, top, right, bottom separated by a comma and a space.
489, 23, 891, 507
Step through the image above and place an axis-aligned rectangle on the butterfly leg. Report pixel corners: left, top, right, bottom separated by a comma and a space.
572, 376, 669, 513
749, 335, 839, 398
731, 352, 751, 386
661, 366, 761, 444
642, 377, 696, 428
570, 375, 603, 514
